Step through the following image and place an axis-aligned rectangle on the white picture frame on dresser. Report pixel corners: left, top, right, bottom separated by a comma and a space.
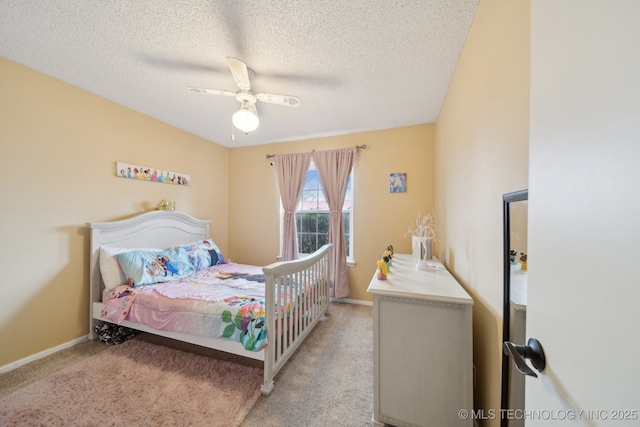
367, 253, 474, 427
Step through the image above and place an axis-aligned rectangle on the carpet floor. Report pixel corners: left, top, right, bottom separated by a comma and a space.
0, 302, 374, 426
0, 340, 263, 426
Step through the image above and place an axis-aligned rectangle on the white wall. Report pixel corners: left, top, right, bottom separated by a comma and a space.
527, 0, 640, 422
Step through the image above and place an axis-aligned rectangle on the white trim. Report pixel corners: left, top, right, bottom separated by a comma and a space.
0, 336, 87, 374
347, 161, 355, 263
0, 298, 371, 375
281, 161, 355, 260
331, 297, 372, 306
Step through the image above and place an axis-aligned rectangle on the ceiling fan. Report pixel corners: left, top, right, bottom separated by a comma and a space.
187, 57, 301, 134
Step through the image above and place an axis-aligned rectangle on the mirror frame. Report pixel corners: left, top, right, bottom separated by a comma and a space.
501, 189, 528, 427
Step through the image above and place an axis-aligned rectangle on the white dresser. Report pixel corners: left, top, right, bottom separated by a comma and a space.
367, 254, 473, 427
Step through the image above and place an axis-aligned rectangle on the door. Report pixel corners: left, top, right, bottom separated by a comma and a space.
526, 1, 640, 425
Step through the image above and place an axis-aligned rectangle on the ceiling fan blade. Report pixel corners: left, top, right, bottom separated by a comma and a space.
256, 93, 301, 107
187, 87, 236, 97
227, 57, 251, 91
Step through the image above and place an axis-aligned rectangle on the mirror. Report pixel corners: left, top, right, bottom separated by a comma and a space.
501, 190, 528, 427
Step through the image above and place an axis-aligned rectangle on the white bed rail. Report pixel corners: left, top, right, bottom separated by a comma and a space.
261, 243, 332, 395
87, 211, 332, 397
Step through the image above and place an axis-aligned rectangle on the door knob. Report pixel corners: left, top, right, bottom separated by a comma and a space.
503, 338, 546, 377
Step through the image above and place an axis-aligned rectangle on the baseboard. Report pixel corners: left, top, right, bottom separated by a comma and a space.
0, 335, 88, 374
1, 300, 371, 374
331, 297, 372, 306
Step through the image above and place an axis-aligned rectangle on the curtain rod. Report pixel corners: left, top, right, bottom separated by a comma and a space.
265, 145, 367, 160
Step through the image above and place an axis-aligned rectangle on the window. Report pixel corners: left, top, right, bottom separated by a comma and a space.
295, 162, 353, 259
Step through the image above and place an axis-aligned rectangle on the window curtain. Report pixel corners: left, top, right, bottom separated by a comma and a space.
312, 147, 357, 298
274, 152, 312, 261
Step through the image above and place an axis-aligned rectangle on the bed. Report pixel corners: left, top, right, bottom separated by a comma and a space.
87, 210, 331, 395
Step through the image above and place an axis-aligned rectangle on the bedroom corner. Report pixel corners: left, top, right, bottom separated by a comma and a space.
227, 124, 436, 303
0, 57, 229, 368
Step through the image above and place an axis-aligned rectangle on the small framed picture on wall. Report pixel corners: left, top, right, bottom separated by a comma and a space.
390, 173, 406, 193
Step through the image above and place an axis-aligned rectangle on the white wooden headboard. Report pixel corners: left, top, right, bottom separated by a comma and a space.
86, 211, 211, 330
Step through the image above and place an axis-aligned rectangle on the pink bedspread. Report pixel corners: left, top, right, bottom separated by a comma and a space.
101, 262, 272, 351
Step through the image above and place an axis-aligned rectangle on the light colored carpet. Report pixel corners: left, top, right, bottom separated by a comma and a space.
242, 302, 374, 426
0, 302, 374, 426
0, 340, 263, 426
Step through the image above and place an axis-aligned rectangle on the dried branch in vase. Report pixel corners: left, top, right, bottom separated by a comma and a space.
404, 210, 437, 241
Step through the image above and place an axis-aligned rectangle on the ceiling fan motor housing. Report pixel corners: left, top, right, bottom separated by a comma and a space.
235, 91, 257, 106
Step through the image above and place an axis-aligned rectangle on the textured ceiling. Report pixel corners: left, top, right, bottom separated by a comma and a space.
0, 0, 478, 147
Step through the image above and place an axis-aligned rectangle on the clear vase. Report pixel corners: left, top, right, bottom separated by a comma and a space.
412, 236, 433, 261
423, 237, 433, 260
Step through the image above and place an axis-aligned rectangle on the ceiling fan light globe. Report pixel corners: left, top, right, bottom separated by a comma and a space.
232, 107, 259, 133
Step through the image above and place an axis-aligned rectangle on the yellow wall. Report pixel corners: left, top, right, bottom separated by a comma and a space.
0, 57, 229, 367
2, 6, 529, 415
1, 55, 435, 367
228, 125, 435, 302
435, 0, 530, 424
